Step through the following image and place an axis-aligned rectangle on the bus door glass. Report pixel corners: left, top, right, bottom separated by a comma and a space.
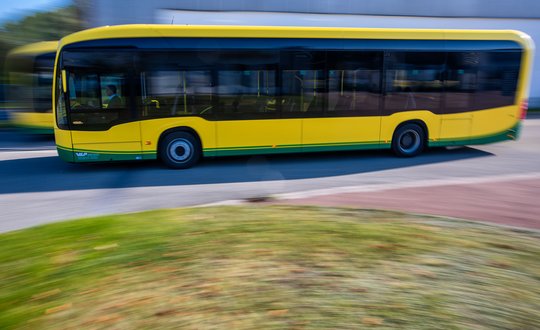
63, 51, 142, 160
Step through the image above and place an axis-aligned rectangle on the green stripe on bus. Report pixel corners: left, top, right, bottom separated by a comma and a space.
67, 147, 156, 154
56, 147, 74, 162
204, 141, 385, 157
60, 140, 386, 160
204, 140, 381, 152
57, 146, 157, 162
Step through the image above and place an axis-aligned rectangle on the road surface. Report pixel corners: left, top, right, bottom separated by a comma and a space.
1, 119, 539, 232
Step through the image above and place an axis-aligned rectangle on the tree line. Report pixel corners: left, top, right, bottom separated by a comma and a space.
0, 5, 84, 85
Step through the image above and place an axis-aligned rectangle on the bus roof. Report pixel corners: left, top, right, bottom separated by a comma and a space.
59, 24, 533, 50
7, 41, 58, 58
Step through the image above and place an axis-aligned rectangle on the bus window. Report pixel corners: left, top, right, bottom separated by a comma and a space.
445, 53, 473, 112
281, 70, 325, 114
384, 52, 445, 114
138, 51, 216, 118
445, 51, 520, 112
281, 51, 326, 116
215, 50, 278, 119
327, 51, 382, 116
186, 71, 213, 115
143, 70, 184, 116
140, 69, 214, 118
216, 70, 276, 118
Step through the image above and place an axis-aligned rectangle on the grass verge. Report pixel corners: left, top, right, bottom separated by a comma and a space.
0, 206, 539, 329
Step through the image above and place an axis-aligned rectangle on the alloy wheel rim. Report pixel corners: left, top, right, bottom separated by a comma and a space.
169, 140, 192, 162
399, 129, 421, 153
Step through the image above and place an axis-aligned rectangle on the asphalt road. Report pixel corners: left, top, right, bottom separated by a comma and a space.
1, 119, 539, 233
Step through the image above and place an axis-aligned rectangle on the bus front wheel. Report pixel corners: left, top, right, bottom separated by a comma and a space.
392, 123, 425, 157
159, 131, 201, 169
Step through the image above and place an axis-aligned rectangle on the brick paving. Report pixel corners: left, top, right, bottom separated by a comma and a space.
278, 178, 540, 230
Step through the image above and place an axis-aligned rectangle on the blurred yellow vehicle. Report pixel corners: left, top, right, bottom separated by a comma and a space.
6, 41, 57, 134
52, 25, 533, 168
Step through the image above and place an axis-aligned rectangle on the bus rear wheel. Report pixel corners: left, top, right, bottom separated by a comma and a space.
159, 131, 201, 169
392, 123, 425, 157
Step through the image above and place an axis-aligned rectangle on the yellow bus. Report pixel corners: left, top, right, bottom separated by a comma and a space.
6, 41, 57, 134
53, 25, 533, 168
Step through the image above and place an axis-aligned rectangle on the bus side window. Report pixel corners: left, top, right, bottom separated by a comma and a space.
384, 52, 445, 115
445, 51, 520, 112
281, 51, 326, 116
140, 70, 214, 118
142, 71, 181, 116
186, 71, 213, 116
326, 51, 382, 116
216, 70, 276, 117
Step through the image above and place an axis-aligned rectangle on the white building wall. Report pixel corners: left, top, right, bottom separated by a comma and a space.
83, 0, 540, 25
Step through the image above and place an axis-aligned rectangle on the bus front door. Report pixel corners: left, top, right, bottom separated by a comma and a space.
67, 70, 142, 162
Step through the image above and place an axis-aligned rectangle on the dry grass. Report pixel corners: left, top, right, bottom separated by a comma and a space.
0, 206, 539, 329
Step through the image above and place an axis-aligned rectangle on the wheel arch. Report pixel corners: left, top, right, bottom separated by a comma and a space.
393, 119, 429, 145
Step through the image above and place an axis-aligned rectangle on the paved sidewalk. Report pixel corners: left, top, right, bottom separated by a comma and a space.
277, 178, 540, 230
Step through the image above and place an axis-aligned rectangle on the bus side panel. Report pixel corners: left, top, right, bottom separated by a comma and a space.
302, 117, 381, 151
428, 106, 519, 147
140, 117, 216, 159
70, 122, 142, 162
380, 110, 441, 147
470, 105, 520, 143
215, 119, 301, 156
438, 112, 472, 144
54, 128, 74, 162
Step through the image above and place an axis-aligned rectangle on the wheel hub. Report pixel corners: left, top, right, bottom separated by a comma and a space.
399, 129, 420, 153
169, 140, 191, 162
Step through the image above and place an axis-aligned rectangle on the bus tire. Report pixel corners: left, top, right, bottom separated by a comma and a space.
392, 123, 425, 157
159, 131, 201, 169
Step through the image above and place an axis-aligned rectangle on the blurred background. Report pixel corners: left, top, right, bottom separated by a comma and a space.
1, 0, 540, 126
